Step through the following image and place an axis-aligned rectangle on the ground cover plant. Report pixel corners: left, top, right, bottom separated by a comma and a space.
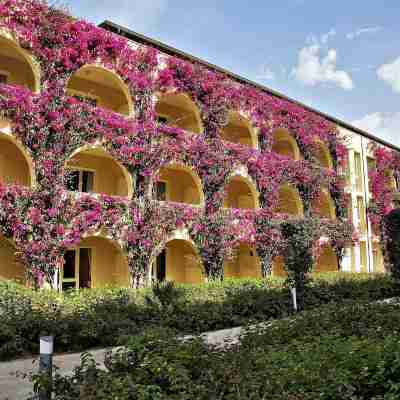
27, 301, 400, 400
0, 272, 398, 361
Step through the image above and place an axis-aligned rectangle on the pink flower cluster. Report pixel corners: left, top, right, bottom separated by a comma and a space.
0, 0, 354, 285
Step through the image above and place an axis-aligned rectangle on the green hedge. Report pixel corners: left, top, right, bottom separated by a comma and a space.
0, 272, 398, 361
30, 302, 400, 400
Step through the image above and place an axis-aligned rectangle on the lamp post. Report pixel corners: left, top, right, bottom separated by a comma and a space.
39, 336, 54, 400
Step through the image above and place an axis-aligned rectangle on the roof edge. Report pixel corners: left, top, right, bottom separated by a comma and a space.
99, 20, 400, 153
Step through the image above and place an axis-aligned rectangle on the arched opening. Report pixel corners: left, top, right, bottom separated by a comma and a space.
65, 146, 132, 198
0, 234, 25, 283
315, 243, 339, 273
152, 239, 203, 284
271, 128, 300, 160
62, 236, 129, 290
224, 243, 261, 278
272, 256, 287, 278
312, 189, 336, 219
0, 34, 39, 92
220, 112, 257, 148
153, 164, 204, 206
314, 141, 333, 169
0, 129, 34, 187
155, 92, 202, 134
224, 175, 259, 210
274, 184, 304, 216
67, 65, 132, 116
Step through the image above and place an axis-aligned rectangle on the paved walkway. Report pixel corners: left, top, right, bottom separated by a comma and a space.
1, 298, 399, 399
0, 326, 247, 400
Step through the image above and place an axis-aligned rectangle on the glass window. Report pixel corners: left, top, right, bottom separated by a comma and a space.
73, 94, 97, 107
157, 115, 169, 124
66, 170, 94, 193
0, 73, 7, 84
156, 181, 167, 201
63, 250, 76, 279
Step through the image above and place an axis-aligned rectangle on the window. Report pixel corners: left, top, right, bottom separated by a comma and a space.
153, 249, 166, 282
155, 181, 167, 201
157, 115, 169, 124
367, 157, 376, 172
0, 73, 7, 84
357, 196, 366, 232
354, 152, 363, 191
66, 169, 94, 192
62, 248, 92, 290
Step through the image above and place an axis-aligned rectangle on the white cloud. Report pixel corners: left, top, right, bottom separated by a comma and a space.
377, 57, 400, 93
72, 0, 168, 32
292, 44, 354, 90
352, 112, 400, 146
321, 29, 336, 44
346, 26, 381, 40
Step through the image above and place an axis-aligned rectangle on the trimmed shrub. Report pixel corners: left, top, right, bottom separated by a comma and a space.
27, 302, 400, 400
0, 273, 398, 360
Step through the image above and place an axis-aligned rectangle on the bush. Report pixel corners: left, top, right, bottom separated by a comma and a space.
385, 208, 400, 284
28, 302, 400, 400
0, 273, 398, 360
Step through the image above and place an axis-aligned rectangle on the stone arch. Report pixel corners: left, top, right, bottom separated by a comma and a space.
224, 242, 261, 278
155, 92, 203, 134
274, 184, 304, 217
314, 140, 333, 169
0, 234, 25, 283
0, 29, 41, 93
224, 172, 259, 210
150, 230, 204, 284
0, 121, 35, 187
271, 128, 300, 160
65, 144, 133, 198
312, 188, 336, 219
220, 111, 258, 148
62, 234, 129, 290
67, 65, 133, 116
152, 163, 204, 206
314, 242, 339, 273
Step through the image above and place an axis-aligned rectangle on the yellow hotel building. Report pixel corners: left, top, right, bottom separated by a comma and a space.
0, 8, 396, 289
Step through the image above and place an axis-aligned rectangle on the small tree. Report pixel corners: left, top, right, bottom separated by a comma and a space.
281, 219, 317, 310
384, 208, 400, 286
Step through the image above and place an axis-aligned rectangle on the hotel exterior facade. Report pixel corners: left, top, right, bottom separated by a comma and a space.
0, 1, 398, 289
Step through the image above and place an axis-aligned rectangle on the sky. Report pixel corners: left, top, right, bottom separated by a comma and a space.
67, 0, 400, 146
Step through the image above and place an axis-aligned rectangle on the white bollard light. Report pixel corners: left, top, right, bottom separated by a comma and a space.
39, 336, 54, 400
290, 287, 297, 312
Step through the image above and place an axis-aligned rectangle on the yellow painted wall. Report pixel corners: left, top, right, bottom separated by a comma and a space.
66, 152, 129, 197
67, 71, 129, 115
272, 129, 299, 160
224, 178, 256, 209
272, 256, 287, 277
224, 244, 261, 278
312, 191, 335, 219
315, 245, 338, 272
158, 167, 201, 204
79, 237, 129, 288
372, 243, 384, 273
0, 136, 31, 186
275, 185, 303, 216
221, 121, 253, 147
165, 239, 203, 284
156, 97, 201, 133
0, 51, 36, 91
360, 241, 368, 273
0, 235, 25, 283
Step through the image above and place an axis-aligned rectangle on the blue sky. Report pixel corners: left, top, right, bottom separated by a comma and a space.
68, 0, 400, 146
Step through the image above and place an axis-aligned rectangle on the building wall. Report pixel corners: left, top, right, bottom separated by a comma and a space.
66, 152, 129, 197
0, 52, 36, 91
339, 127, 385, 273
0, 8, 395, 290
0, 235, 25, 283
0, 136, 31, 186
